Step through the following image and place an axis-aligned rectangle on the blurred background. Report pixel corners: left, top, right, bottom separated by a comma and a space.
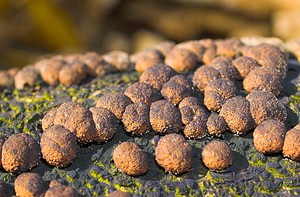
1, 0, 300, 69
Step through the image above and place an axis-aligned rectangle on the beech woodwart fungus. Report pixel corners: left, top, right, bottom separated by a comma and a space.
124, 82, 161, 105
44, 182, 81, 197
14, 173, 47, 197
139, 63, 177, 90
0, 71, 14, 87
58, 62, 88, 86
246, 91, 287, 125
96, 93, 133, 119
89, 107, 119, 143
202, 140, 233, 171
216, 38, 244, 58
206, 113, 227, 135
150, 100, 182, 134
243, 67, 283, 96
164, 48, 198, 72
155, 134, 193, 175
174, 40, 205, 59
282, 126, 300, 161
232, 56, 260, 79
178, 96, 201, 109
1, 133, 40, 173
219, 96, 254, 135
133, 48, 164, 73
14, 66, 40, 89
42, 107, 57, 131
161, 75, 193, 105
202, 47, 217, 65
41, 125, 77, 167
40, 58, 65, 85
112, 141, 148, 176
180, 104, 208, 125
192, 65, 221, 91
242, 43, 287, 78
103, 50, 133, 71
183, 117, 208, 139
253, 120, 286, 154
204, 79, 237, 112
108, 190, 133, 197
153, 41, 175, 56
54, 101, 96, 143
80, 52, 115, 77
209, 57, 240, 81
122, 103, 151, 136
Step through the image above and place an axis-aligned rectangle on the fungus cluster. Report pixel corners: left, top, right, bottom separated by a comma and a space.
1, 37, 298, 196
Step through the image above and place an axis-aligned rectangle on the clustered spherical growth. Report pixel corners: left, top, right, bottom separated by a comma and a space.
253, 120, 286, 154
202, 140, 233, 170
0, 38, 295, 195
1, 133, 40, 173
155, 134, 193, 175
112, 141, 148, 176
40, 125, 77, 167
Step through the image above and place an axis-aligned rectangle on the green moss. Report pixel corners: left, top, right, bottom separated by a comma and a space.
90, 169, 110, 185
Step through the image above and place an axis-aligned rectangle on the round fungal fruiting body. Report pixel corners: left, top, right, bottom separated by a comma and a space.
41, 125, 77, 167
14, 66, 40, 89
206, 113, 227, 135
40, 58, 65, 85
178, 97, 201, 109
150, 100, 182, 134
14, 173, 47, 197
232, 56, 260, 79
202, 140, 233, 171
192, 65, 221, 91
219, 96, 255, 135
209, 57, 240, 81
54, 101, 96, 143
243, 67, 283, 96
161, 75, 193, 105
165, 48, 198, 72
204, 79, 237, 112
133, 49, 164, 73
112, 142, 148, 176
183, 117, 208, 139
58, 62, 88, 86
90, 107, 119, 143
242, 43, 287, 78
282, 127, 300, 161
1, 133, 40, 173
96, 93, 133, 120
216, 38, 244, 58
246, 91, 287, 125
122, 103, 151, 136
180, 104, 208, 125
253, 120, 286, 154
174, 40, 205, 59
155, 134, 193, 175
139, 63, 177, 90
103, 50, 133, 71
44, 182, 81, 197
124, 82, 161, 105
42, 107, 57, 131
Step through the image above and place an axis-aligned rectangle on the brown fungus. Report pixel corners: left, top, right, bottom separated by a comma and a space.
243, 67, 283, 96
112, 142, 148, 176
209, 57, 240, 81
89, 107, 119, 143
202, 140, 233, 171
165, 48, 198, 72
14, 173, 47, 197
150, 100, 182, 135
219, 96, 254, 135
41, 125, 77, 167
124, 82, 161, 105
133, 48, 164, 73
1, 133, 40, 173
122, 103, 151, 136
204, 79, 237, 112
206, 113, 227, 136
139, 63, 177, 91
96, 93, 133, 120
155, 134, 193, 175
161, 75, 193, 105
232, 56, 260, 79
253, 120, 286, 154
246, 91, 287, 125
192, 65, 221, 92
